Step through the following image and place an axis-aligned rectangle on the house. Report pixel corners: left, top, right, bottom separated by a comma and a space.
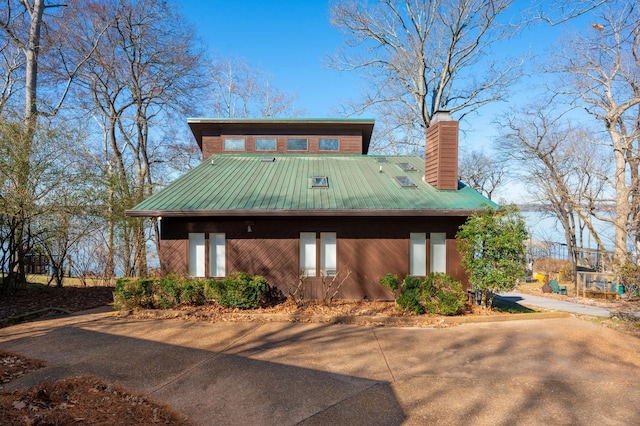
126, 112, 497, 299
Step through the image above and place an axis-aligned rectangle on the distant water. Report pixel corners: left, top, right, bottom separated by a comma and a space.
520, 211, 614, 251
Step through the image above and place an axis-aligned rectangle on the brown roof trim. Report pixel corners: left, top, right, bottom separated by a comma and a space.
125, 208, 482, 218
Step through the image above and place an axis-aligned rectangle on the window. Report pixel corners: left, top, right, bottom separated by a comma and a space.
410, 233, 426, 276
430, 232, 447, 273
319, 138, 339, 151
398, 162, 416, 171
189, 233, 205, 277
300, 232, 317, 277
311, 176, 328, 188
224, 138, 245, 151
209, 233, 225, 277
256, 138, 277, 151
287, 138, 308, 151
395, 176, 417, 187
320, 232, 337, 276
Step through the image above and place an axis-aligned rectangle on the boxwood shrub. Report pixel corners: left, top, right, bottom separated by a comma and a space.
380, 273, 466, 315
205, 272, 269, 309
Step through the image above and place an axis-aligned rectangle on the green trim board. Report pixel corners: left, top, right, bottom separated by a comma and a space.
126, 154, 498, 217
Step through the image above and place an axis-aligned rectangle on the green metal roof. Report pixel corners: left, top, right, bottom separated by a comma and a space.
126, 154, 497, 217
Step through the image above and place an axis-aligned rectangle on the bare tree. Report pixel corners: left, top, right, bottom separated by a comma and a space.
524, 0, 610, 26
0, 0, 106, 285
0, 33, 24, 116
207, 56, 304, 118
458, 150, 507, 200
329, 0, 524, 153
69, 0, 205, 277
497, 102, 610, 280
551, 2, 640, 264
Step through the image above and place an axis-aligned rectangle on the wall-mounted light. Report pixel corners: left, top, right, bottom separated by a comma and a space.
245, 220, 255, 233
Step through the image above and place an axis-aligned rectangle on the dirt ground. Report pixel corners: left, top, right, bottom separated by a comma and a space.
0, 282, 639, 424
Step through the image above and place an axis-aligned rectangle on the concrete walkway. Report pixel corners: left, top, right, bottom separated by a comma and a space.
497, 291, 612, 317
2, 309, 640, 425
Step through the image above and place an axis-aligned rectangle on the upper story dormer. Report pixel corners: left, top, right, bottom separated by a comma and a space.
187, 118, 375, 159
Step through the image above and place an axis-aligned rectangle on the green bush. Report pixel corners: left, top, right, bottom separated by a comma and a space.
403, 275, 422, 291
113, 277, 155, 310
422, 273, 466, 316
205, 272, 269, 309
379, 272, 466, 316
396, 288, 424, 314
113, 275, 207, 310
179, 278, 205, 305
394, 275, 424, 314
379, 273, 400, 291
157, 274, 180, 308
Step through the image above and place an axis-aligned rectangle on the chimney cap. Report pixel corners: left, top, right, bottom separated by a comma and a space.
432, 110, 453, 124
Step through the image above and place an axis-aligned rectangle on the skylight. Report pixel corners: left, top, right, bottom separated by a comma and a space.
398, 162, 416, 171
376, 157, 388, 162
260, 157, 276, 162
395, 176, 417, 187
312, 176, 329, 188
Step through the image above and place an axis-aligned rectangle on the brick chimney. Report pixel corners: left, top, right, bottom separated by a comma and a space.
425, 110, 459, 190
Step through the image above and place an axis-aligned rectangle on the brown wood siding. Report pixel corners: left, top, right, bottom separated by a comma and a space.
425, 120, 459, 190
201, 127, 364, 158
159, 216, 469, 299
159, 239, 188, 275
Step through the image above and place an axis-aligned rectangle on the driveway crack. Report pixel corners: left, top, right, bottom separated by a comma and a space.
373, 328, 396, 382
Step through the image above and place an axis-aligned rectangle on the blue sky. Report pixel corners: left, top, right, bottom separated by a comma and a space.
179, 0, 360, 117
177, 1, 583, 119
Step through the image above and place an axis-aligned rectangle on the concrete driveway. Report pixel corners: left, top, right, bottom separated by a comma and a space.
1, 310, 639, 425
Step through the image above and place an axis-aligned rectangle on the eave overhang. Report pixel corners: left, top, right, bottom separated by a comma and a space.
125, 208, 485, 218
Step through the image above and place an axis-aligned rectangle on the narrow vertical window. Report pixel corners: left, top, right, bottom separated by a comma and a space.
189, 233, 205, 277
209, 233, 225, 277
320, 232, 337, 276
410, 233, 427, 276
300, 232, 316, 277
430, 232, 447, 273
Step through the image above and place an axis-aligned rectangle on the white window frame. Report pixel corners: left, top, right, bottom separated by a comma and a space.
300, 232, 317, 277
320, 232, 337, 276
430, 232, 447, 273
224, 137, 245, 151
188, 233, 205, 277
209, 233, 226, 277
410, 233, 427, 276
